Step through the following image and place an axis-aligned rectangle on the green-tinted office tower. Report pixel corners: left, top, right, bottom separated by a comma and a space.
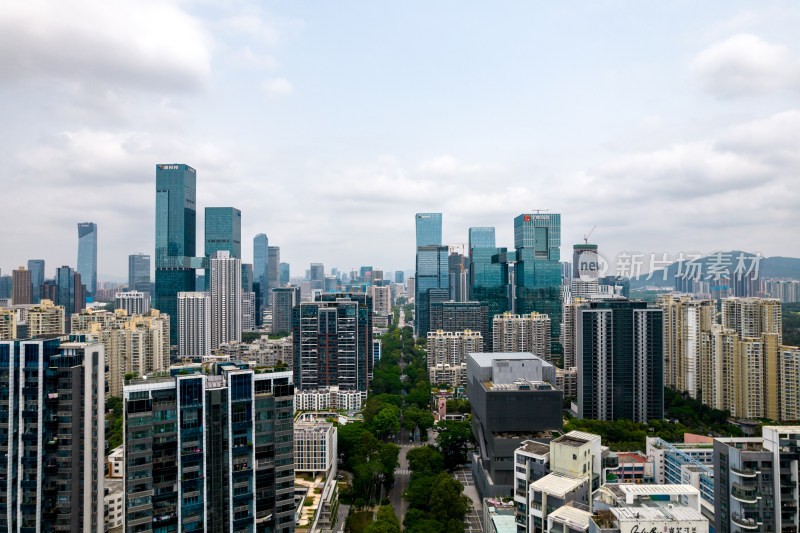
415, 245, 449, 336
27, 259, 45, 303
205, 207, 241, 259
155, 164, 199, 345
468, 227, 495, 251
128, 253, 151, 294
512, 213, 562, 338
469, 247, 509, 335
77, 222, 98, 297
279, 262, 290, 286
415, 213, 442, 247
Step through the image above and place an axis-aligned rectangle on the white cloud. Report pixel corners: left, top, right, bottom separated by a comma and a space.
690, 33, 800, 98
222, 15, 279, 45
231, 46, 279, 70
418, 155, 505, 176
261, 77, 293, 96
0, 0, 212, 93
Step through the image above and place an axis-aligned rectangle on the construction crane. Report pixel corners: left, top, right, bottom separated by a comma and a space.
447, 243, 465, 255
584, 225, 597, 244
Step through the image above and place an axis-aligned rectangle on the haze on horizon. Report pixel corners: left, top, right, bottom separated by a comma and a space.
2, 1, 800, 281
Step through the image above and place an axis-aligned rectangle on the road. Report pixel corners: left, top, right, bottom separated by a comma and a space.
453, 467, 483, 533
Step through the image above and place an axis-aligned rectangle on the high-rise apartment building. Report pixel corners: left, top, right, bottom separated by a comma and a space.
272, 287, 300, 335
27, 259, 45, 303
123, 363, 296, 533
368, 285, 392, 315
292, 295, 372, 392
426, 329, 483, 387
577, 300, 664, 423
77, 222, 98, 297
714, 426, 800, 533
177, 292, 211, 358
659, 295, 715, 399
0, 308, 15, 339
492, 312, 552, 363
115, 290, 151, 315
210, 250, 242, 349
0, 336, 105, 532
128, 253, 151, 294
242, 291, 256, 332
721, 297, 782, 340
155, 164, 201, 345
449, 253, 469, 302
429, 301, 490, 351
12, 266, 32, 305
71, 308, 170, 397
512, 213, 562, 339
27, 299, 66, 337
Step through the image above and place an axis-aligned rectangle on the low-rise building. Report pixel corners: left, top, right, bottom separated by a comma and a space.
528, 473, 591, 532
294, 386, 364, 412
107, 445, 124, 478
484, 499, 517, 533
294, 422, 337, 477
592, 484, 708, 533
104, 478, 124, 532
646, 435, 714, 513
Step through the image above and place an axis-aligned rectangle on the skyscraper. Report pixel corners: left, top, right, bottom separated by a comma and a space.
280, 262, 290, 286
128, 253, 151, 294
469, 245, 509, 328
56, 265, 85, 328
513, 213, 562, 339
123, 364, 296, 533
204, 207, 242, 259
468, 227, 496, 251
272, 287, 300, 335
268, 246, 280, 296
253, 233, 269, 326
210, 250, 241, 349
293, 295, 373, 392
493, 312, 552, 362
77, 222, 98, 297
242, 263, 254, 292
577, 300, 664, 423
414, 245, 449, 336
155, 164, 200, 345
395, 271, 404, 284
27, 259, 44, 303
11, 266, 32, 305
415, 212, 442, 247
309, 263, 325, 291
178, 291, 211, 357
0, 336, 105, 532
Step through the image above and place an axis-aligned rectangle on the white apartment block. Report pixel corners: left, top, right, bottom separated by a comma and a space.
178, 291, 211, 358
426, 329, 483, 388
492, 312, 551, 363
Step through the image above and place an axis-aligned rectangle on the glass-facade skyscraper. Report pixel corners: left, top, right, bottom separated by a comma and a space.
128, 253, 151, 294
155, 164, 200, 345
253, 233, 269, 325
27, 259, 45, 303
204, 207, 242, 259
468, 227, 496, 252
512, 213, 562, 338
469, 246, 509, 332
268, 246, 280, 295
415, 213, 442, 247
415, 245, 449, 336
279, 262, 290, 286
77, 222, 97, 297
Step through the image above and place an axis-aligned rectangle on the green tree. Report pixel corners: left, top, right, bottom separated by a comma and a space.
365, 505, 401, 533
429, 473, 471, 533
435, 421, 475, 469
374, 406, 401, 438
407, 445, 445, 477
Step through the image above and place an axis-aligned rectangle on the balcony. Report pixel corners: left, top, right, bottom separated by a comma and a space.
731, 514, 761, 530
731, 484, 760, 504
731, 466, 758, 478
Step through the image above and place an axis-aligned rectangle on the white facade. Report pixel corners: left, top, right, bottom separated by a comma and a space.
178, 292, 211, 357
114, 291, 151, 315
368, 285, 392, 315
492, 312, 552, 363
104, 478, 124, 531
294, 387, 363, 412
107, 445, 124, 478
427, 329, 483, 387
241, 291, 256, 332
294, 422, 337, 475
210, 251, 242, 349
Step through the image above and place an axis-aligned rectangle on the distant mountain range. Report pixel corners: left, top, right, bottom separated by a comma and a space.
628, 251, 800, 289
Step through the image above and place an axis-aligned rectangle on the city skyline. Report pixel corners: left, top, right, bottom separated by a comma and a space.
3, 2, 800, 277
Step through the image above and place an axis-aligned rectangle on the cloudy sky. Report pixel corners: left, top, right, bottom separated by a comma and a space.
2, 1, 800, 281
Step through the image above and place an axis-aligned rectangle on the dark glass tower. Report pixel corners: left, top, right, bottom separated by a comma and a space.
27, 259, 45, 303
512, 213, 562, 338
279, 262, 290, 286
469, 246, 510, 339
128, 253, 151, 294
77, 222, 97, 297
268, 246, 280, 295
576, 300, 664, 422
155, 164, 199, 345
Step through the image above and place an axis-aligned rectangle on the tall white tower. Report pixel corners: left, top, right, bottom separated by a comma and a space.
210, 250, 242, 349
